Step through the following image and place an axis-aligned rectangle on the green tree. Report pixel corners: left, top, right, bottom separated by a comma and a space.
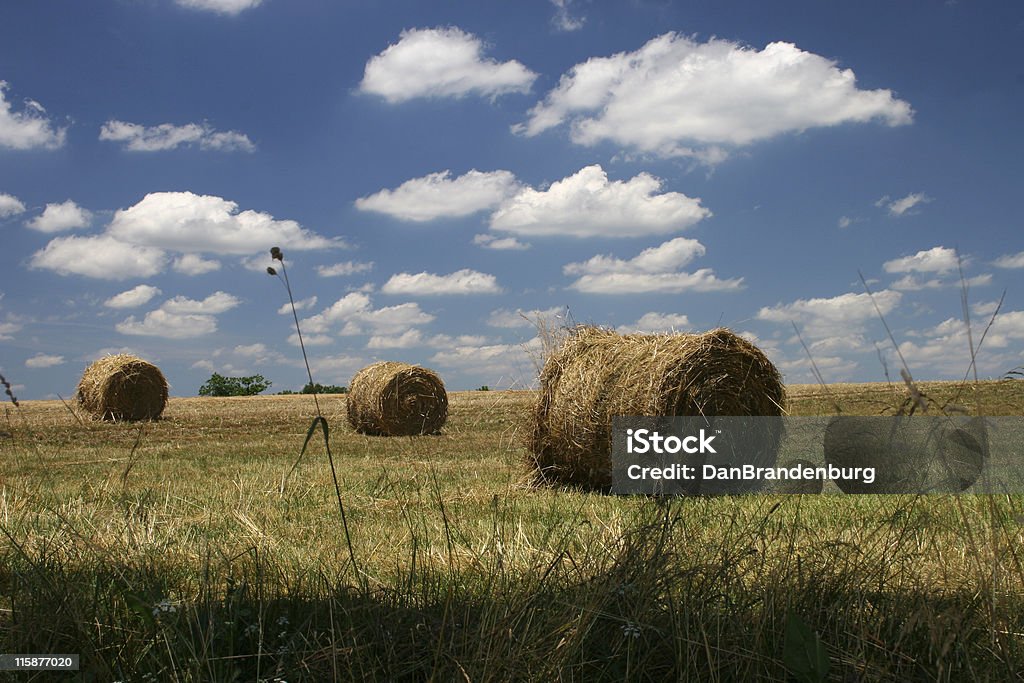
198, 373, 272, 397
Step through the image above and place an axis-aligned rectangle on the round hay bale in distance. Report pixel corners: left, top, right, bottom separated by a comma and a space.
823, 417, 929, 493
76, 354, 168, 421
347, 361, 448, 436
529, 326, 786, 491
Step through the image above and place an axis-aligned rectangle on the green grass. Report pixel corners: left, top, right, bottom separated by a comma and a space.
2, 382, 1024, 681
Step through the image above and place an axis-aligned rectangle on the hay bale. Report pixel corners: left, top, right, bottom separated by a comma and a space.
823, 417, 929, 493
935, 417, 988, 492
773, 459, 825, 494
529, 326, 786, 491
76, 354, 168, 421
346, 361, 448, 436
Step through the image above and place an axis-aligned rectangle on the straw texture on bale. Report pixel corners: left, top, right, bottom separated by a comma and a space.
530, 326, 786, 491
76, 354, 168, 421
347, 361, 448, 436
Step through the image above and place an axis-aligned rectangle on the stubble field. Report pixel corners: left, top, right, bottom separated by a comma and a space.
1, 380, 1023, 681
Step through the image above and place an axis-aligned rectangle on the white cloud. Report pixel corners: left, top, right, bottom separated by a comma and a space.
298, 293, 436, 344
883, 246, 960, 274
757, 290, 902, 339
877, 192, 931, 216
617, 312, 691, 334
99, 120, 255, 152
355, 169, 519, 222
25, 200, 92, 233
316, 261, 374, 277
777, 354, 859, 383
0, 81, 66, 150
360, 27, 537, 103
515, 33, 912, 160
104, 284, 162, 309
115, 290, 239, 338
473, 234, 530, 251
890, 273, 991, 291
116, 309, 218, 338
30, 234, 167, 280
233, 343, 267, 357
838, 216, 853, 229
487, 306, 567, 329
564, 237, 742, 294
277, 296, 317, 314
430, 337, 544, 384
367, 328, 423, 349
897, 311, 1024, 375
994, 251, 1024, 269
25, 353, 64, 368
161, 291, 240, 314
0, 321, 22, 341
489, 165, 709, 238
108, 191, 337, 255
175, 0, 262, 15
0, 192, 25, 218
550, 0, 585, 31
382, 269, 502, 296
173, 253, 221, 275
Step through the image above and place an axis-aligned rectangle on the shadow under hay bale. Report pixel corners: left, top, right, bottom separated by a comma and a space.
76, 354, 168, 421
529, 326, 786, 491
346, 361, 448, 436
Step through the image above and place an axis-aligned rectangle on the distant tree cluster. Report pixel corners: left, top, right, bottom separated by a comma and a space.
198, 373, 272, 397
277, 382, 348, 395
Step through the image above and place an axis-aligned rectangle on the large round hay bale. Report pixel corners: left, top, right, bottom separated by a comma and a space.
346, 361, 448, 436
76, 354, 168, 421
529, 326, 786, 491
823, 417, 929, 493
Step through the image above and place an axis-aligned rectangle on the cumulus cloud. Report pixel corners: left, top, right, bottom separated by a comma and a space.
515, 33, 912, 160
115, 291, 238, 338
0, 81, 66, 150
883, 246, 961, 274
117, 309, 218, 338
487, 306, 567, 329
473, 234, 530, 250
30, 234, 167, 279
175, 0, 262, 15
0, 192, 26, 218
108, 192, 336, 255
994, 251, 1024, 269
617, 312, 691, 334
30, 192, 337, 280
25, 200, 92, 232
316, 261, 374, 277
898, 311, 1024, 374
356, 169, 519, 222
173, 254, 221, 275
564, 237, 742, 294
277, 296, 317, 314
757, 290, 902, 340
876, 192, 931, 217
104, 284, 162, 309
25, 353, 64, 368
360, 27, 537, 103
489, 165, 709, 238
299, 293, 436, 343
382, 269, 502, 296
99, 120, 255, 152
161, 291, 240, 314
430, 337, 543, 384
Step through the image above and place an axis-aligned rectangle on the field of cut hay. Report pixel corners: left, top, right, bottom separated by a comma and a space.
1, 381, 1024, 680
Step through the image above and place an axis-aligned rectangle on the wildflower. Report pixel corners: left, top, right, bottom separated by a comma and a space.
267, 266, 277, 276
270, 246, 283, 261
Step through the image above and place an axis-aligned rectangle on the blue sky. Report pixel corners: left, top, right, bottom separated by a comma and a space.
2, 0, 1023, 399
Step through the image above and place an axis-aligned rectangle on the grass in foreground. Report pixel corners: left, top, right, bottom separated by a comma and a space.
1, 382, 1023, 681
